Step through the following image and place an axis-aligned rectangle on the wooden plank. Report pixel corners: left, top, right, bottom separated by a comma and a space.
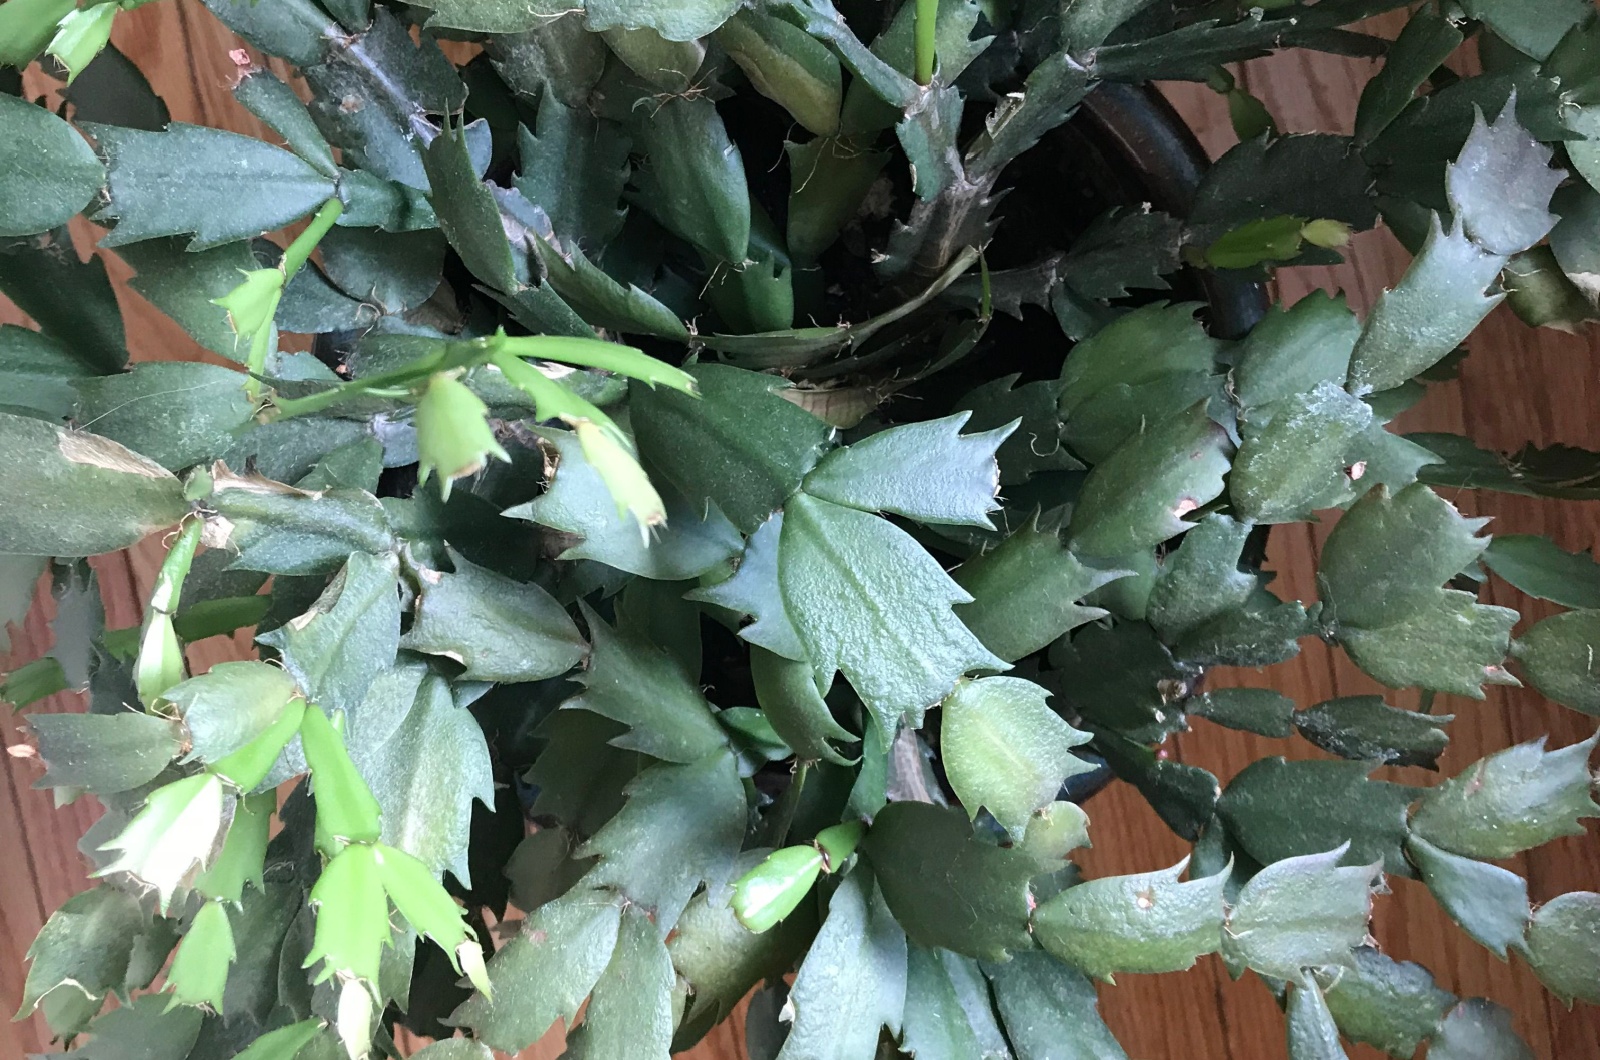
1, 5, 1596, 1058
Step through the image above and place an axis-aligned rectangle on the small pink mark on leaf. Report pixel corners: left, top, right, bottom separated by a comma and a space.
1346, 461, 1367, 481
1174, 497, 1200, 517
229, 49, 251, 67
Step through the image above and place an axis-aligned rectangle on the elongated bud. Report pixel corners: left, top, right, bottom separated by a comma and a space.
574, 419, 665, 537
414, 372, 509, 500
334, 978, 374, 1060
731, 845, 824, 934
46, 2, 116, 83
458, 940, 491, 997
134, 613, 183, 710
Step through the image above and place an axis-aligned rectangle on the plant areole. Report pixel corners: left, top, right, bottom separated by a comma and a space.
3, 0, 1599, 1058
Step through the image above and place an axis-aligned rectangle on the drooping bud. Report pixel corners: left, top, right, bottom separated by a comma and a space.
414, 372, 509, 500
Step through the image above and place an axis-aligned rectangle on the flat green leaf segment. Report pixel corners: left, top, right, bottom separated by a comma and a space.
564, 606, 726, 763
0, 412, 185, 557
780, 492, 1005, 733
1320, 484, 1517, 696
0, 93, 104, 238
1033, 858, 1225, 982
863, 801, 1036, 961
401, 548, 584, 681
804, 413, 1014, 527
940, 676, 1095, 838
89, 122, 337, 249
630, 364, 832, 534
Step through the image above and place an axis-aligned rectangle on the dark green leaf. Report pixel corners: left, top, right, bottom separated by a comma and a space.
629, 96, 749, 262
526, 709, 642, 839
985, 949, 1128, 1060
941, 676, 1094, 839
561, 905, 675, 1059
668, 849, 816, 1034
750, 646, 855, 766
1217, 758, 1420, 877
688, 512, 805, 660
586, 0, 740, 41
1483, 535, 1600, 609
776, 869, 907, 1059
1232, 290, 1360, 409
0, 231, 125, 373
0, 93, 104, 238
487, 16, 608, 109
1353, 11, 1464, 144
1187, 687, 1297, 737
1523, 890, 1600, 1004
1293, 696, 1451, 768
74, 363, 253, 471
234, 69, 337, 179
18, 886, 147, 1016
575, 750, 745, 930
1222, 845, 1379, 980
1286, 975, 1347, 1060
1409, 732, 1599, 860
1514, 608, 1600, 715
514, 96, 630, 250
1410, 432, 1600, 500
0, 326, 87, 422
0, 412, 185, 556
864, 801, 1034, 961
953, 513, 1125, 663
1428, 999, 1534, 1060
1092, 728, 1219, 842
357, 674, 494, 883
453, 888, 623, 1052
506, 428, 742, 580
1231, 382, 1374, 522
401, 549, 584, 683
1058, 303, 1220, 415
1190, 133, 1376, 232
1033, 858, 1224, 982
1407, 835, 1530, 959
61, 993, 202, 1060
208, 471, 395, 576
408, 0, 566, 32
565, 604, 723, 763
258, 551, 399, 717
420, 120, 518, 293
1146, 514, 1254, 641
1066, 402, 1232, 559
900, 943, 1002, 1060
1322, 947, 1454, 1059
1338, 587, 1518, 697
630, 364, 831, 534
118, 239, 258, 361
955, 373, 1076, 486
780, 493, 1004, 734
199, 0, 333, 66
1048, 620, 1190, 740
1318, 483, 1488, 629
88, 123, 335, 250
1460, 0, 1591, 61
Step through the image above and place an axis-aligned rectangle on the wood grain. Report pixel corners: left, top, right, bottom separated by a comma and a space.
2, 5, 1597, 1058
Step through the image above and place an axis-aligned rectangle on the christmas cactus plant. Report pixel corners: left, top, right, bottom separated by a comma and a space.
2, 0, 1599, 1057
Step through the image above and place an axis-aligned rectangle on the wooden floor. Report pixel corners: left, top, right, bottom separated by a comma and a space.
3, 6, 1599, 1058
